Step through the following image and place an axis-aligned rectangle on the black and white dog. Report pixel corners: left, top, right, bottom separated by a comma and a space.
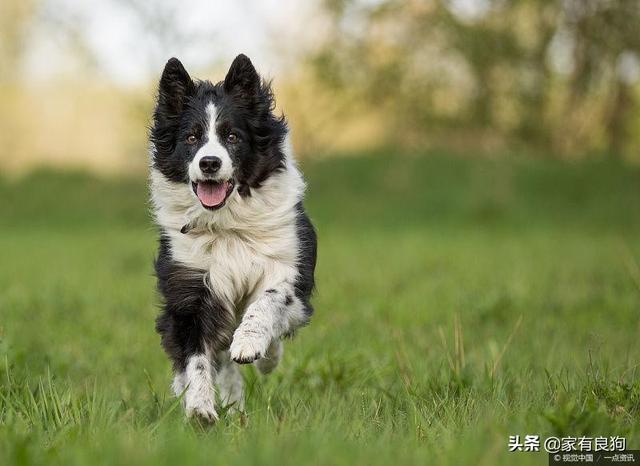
149, 54, 317, 421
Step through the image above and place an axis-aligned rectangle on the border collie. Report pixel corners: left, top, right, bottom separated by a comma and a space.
149, 54, 317, 421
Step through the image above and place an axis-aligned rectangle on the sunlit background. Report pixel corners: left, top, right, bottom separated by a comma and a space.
3, 2, 640, 464
2, 0, 639, 174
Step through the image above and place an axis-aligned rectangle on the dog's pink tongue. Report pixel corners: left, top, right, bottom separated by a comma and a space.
197, 181, 227, 207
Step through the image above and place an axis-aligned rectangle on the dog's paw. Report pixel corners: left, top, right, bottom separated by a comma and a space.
254, 339, 283, 375
185, 399, 218, 424
230, 329, 269, 364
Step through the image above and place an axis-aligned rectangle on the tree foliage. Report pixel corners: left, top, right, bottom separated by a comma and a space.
311, 0, 640, 157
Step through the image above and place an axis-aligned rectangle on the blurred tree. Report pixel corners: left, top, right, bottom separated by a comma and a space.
310, 0, 640, 158
113, 0, 219, 76
562, 0, 640, 155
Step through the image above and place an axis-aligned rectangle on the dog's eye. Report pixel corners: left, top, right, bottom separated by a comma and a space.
186, 135, 197, 144
226, 133, 239, 144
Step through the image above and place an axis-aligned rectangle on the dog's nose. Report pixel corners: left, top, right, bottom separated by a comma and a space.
199, 156, 222, 174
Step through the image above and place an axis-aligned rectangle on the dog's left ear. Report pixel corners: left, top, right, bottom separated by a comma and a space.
223, 54, 260, 97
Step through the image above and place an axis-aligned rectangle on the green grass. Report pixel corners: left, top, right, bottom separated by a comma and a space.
1, 152, 640, 465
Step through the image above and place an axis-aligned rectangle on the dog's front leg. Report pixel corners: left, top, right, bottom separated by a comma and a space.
155, 257, 234, 423
230, 283, 308, 364
172, 351, 218, 422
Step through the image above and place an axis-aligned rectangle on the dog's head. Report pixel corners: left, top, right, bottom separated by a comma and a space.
150, 54, 288, 210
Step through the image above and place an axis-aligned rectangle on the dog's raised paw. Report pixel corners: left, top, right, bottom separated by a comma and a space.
230, 331, 268, 364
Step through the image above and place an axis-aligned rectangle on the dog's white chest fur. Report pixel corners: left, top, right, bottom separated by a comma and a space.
171, 220, 298, 308
150, 156, 305, 310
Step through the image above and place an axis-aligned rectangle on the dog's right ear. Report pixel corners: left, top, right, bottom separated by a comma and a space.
157, 58, 195, 116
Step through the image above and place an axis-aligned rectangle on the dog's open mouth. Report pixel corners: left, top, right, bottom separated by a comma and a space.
192, 179, 234, 210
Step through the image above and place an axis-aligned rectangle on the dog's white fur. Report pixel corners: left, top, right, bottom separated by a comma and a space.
188, 104, 234, 183
150, 105, 307, 419
182, 353, 218, 422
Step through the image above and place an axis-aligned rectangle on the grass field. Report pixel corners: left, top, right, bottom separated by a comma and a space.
1, 152, 640, 465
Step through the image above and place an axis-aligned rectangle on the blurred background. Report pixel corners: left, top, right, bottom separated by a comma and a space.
2, 3, 640, 463
1, 0, 639, 174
